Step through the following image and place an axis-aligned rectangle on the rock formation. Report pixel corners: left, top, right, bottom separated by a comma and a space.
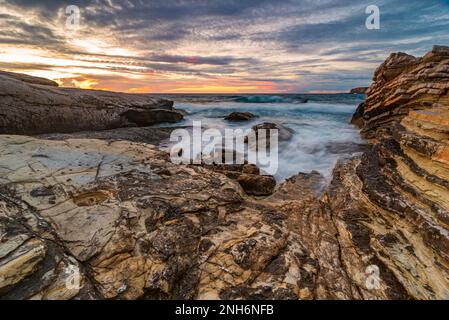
350, 87, 369, 94
246, 123, 295, 148
335, 45, 449, 299
0, 71, 182, 135
224, 112, 256, 121
0, 136, 308, 299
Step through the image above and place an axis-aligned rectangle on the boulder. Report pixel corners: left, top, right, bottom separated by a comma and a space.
224, 112, 256, 121
246, 122, 295, 147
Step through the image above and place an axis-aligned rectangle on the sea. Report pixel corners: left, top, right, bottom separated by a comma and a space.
157, 94, 366, 182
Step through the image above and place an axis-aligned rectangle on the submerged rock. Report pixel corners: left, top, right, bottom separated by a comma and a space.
246, 122, 295, 147
224, 112, 256, 121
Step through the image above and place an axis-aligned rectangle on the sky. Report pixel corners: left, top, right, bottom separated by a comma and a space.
1, 0, 449, 93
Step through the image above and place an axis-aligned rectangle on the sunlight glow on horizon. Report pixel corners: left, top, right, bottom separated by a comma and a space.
1, 0, 448, 93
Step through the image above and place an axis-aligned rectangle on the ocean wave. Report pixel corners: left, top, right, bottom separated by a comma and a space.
160, 93, 365, 105
232, 95, 307, 104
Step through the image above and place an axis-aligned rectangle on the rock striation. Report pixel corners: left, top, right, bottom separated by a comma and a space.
0, 70, 182, 135
340, 45, 449, 299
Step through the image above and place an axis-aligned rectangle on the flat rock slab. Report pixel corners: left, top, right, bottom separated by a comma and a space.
0, 71, 182, 135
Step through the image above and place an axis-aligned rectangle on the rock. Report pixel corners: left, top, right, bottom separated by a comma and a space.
349, 87, 369, 94
201, 162, 276, 196
39, 127, 175, 145
0, 238, 47, 291
350, 103, 365, 127
0, 71, 182, 135
224, 112, 256, 121
328, 45, 449, 299
0, 70, 59, 87
120, 109, 183, 126
236, 174, 277, 196
2, 46, 449, 301
247, 122, 295, 147
0, 135, 299, 300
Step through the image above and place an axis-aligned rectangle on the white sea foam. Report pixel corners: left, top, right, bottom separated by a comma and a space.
160, 96, 365, 182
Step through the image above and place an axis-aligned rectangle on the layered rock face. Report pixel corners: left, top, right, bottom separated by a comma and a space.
0, 71, 182, 135
341, 45, 449, 299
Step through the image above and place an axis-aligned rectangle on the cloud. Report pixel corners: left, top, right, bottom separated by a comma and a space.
1, 0, 449, 92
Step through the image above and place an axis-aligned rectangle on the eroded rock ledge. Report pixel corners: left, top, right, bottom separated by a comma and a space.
0, 70, 182, 135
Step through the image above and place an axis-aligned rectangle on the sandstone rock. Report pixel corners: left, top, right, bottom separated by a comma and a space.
334, 45, 449, 299
224, 112, 256, 121
236, 174, 277, 196
357, 45, 449, 139
0, 135, 300, 299
0, 71, 182, 135
201, 162, 276, 196
351, 103, 365, 127
2, 46, 449, 301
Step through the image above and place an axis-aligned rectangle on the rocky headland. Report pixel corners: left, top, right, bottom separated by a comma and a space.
1, 45, 449, 300
350, 87, 369, 94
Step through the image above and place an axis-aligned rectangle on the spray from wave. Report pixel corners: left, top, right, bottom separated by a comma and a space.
159, 94, 366, 182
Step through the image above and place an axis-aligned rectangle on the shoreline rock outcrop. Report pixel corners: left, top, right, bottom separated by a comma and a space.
0, 70, 182, 135
349, 87, 369, 94
224, 112, 256, 121
331, 45, 449, 299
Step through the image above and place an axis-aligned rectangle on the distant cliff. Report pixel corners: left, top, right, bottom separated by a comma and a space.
349, 87, 369, 94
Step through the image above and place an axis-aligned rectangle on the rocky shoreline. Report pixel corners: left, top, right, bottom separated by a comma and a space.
1, 45, 449, 300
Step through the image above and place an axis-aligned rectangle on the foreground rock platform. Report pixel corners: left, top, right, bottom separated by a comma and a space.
0, 136, 318, 299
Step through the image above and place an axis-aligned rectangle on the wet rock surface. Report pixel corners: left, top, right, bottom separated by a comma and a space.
39, 127, 175, 145
246, 122, 295, 148
224, 112, 256, 121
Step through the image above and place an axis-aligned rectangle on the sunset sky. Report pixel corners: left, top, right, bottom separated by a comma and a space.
1, 0, 449, 93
